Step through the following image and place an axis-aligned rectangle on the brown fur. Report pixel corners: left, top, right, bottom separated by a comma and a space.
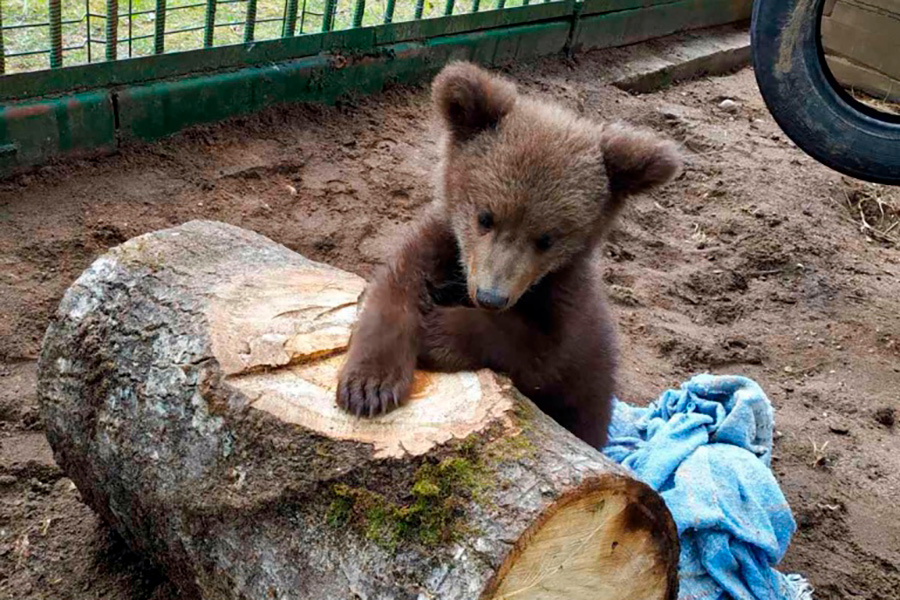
337, 62, 682, 448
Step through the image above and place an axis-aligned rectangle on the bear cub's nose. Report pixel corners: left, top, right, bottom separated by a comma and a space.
475, 288, 509, 310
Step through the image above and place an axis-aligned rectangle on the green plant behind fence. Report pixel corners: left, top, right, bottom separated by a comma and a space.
0, 0, 548, 74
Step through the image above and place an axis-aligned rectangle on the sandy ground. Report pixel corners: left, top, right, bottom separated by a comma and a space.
0, 43, 898, 600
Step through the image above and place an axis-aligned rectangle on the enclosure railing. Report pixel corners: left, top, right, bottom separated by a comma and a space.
0, 0, 752, 175
0, 0, 553, 76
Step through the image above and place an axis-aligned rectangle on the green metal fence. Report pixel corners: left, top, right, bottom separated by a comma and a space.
0, 0, 548, 75
0, 0, 752, 176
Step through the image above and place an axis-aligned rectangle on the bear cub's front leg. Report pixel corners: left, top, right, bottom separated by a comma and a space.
336, 292, 417, 417
337, 217, 456, 416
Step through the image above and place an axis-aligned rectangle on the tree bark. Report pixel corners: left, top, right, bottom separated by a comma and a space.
38, 220, 678, 600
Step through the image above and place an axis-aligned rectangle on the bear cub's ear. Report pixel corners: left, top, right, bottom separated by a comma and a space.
432, 61, 518, 143
600, 123, 683, 197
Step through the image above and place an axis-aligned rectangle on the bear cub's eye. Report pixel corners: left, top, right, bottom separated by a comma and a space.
478, 211, 494, 232
535, 234, 553, 252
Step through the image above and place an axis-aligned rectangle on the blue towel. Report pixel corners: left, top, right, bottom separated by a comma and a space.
605, 374, 814, 600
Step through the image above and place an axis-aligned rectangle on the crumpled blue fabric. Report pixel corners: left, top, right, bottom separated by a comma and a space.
605, 374, 814, 600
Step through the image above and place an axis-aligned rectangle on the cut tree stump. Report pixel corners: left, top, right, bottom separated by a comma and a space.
38, 221, 678, 600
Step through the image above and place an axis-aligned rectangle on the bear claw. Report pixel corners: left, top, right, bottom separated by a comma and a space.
337, 368, 409, 418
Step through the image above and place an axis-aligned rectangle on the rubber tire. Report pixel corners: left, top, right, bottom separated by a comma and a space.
751, 0, 900, 185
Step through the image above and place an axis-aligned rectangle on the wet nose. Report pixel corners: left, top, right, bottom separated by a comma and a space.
475, 288, 509, 310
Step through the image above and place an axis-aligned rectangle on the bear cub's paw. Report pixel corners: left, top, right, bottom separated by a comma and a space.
337, 352, 415, 418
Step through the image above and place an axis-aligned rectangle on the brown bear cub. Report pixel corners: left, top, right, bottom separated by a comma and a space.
337, 62, 681, 449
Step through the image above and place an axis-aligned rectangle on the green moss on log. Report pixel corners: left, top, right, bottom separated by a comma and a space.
325, 455, 488, 551
486, 431, 536, 462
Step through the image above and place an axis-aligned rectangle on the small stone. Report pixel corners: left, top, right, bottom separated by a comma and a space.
783, 366, 794, 374
718, 99, 739, 113
828, 421, 851, 435
874, 407, 896, 428
0, 475, 18, 486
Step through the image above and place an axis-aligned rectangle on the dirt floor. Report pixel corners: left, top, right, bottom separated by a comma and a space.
1, 42, 899, 600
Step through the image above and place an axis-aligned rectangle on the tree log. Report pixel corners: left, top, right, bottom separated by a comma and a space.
38, 221, 678, 600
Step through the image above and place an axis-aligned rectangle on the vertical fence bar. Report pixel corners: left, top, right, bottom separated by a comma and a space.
443, 0, 454, 15
128, 0, 134, 56
282, 0, 298, 36
351, 0, 364, 27
106, 0, 118, 60
493, 0, 505, 9
470, 0, 480, 13
413, 0, 424, 19
0, 1, 5, 75
49, 0, 63, 67
204, 0, 217, 46
383, 0, 395, 22
154, 0, 166, 53
86, 0, 93, 63
244, 0, 257, 42
321, 0, 335, 31
298, 0, 307, 32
